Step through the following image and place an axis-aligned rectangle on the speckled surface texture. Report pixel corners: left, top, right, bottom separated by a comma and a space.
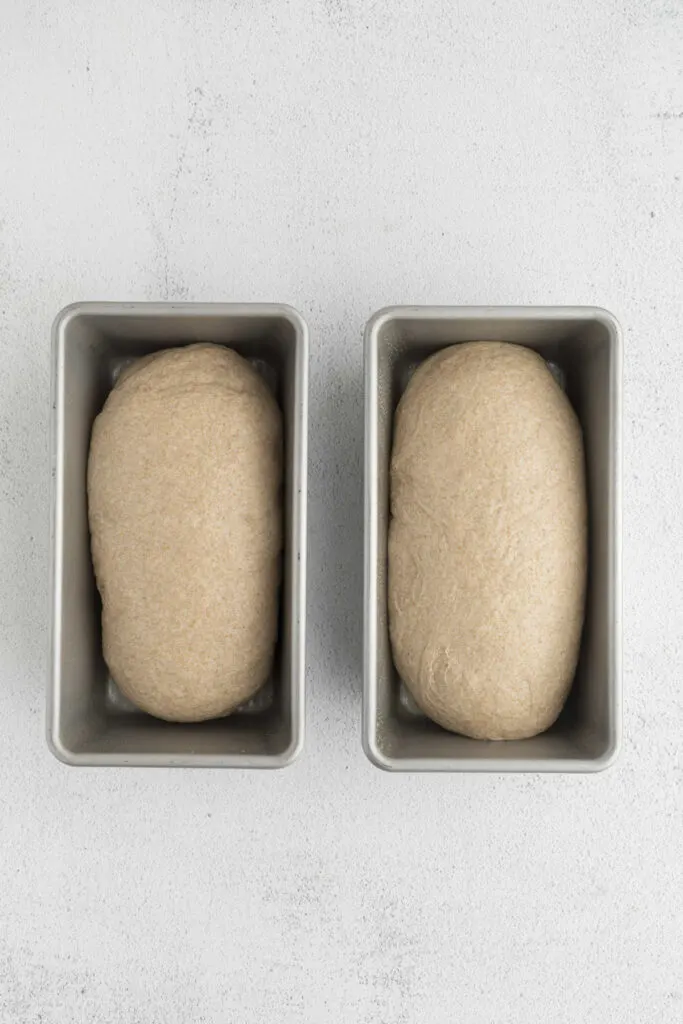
0, 1, 681, 1021
89, 343, 282, 723
389, 343, 587, 741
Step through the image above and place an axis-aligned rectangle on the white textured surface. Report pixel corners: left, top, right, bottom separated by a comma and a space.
0, 1, 681, 1020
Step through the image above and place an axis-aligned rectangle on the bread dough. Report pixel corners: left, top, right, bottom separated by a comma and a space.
88, 343, 282, 722
389, 342, 587, 740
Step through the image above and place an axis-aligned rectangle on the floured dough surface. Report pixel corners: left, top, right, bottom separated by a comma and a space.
88, 343, 282, 722
389, 342, 587, 740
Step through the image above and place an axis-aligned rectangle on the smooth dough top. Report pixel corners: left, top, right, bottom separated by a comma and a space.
88, 343, 282, 722
389, 341, 587, 740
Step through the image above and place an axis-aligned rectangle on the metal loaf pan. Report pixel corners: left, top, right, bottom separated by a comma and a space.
364, 306, 622, 772
49, 302, 308, 768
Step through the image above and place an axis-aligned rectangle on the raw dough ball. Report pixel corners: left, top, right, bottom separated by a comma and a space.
389, 342, 587, 740
88, 343, 282, 722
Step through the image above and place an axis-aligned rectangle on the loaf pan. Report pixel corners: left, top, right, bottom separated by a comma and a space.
49, 302, 308, 767
364, 306, 622, 772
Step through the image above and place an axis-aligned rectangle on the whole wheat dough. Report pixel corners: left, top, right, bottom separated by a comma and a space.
88, 343, 282, 722
389, 342, 587, 740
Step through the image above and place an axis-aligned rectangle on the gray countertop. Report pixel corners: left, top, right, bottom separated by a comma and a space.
1, 1, 680, 1021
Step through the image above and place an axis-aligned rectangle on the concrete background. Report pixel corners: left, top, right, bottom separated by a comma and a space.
1, 1, 681, 1021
